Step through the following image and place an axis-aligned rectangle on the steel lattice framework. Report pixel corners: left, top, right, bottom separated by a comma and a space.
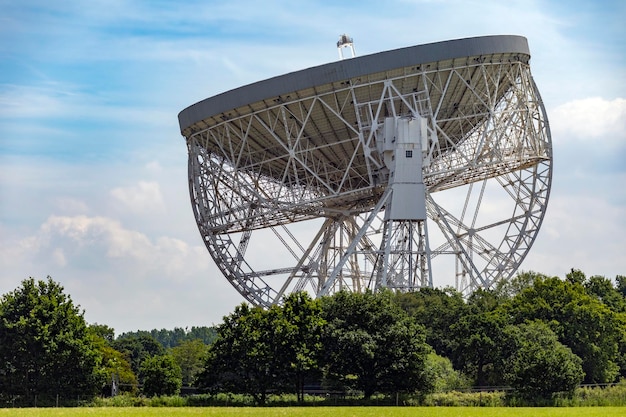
179, 35, 552, 307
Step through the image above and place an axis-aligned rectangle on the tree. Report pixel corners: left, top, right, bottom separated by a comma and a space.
89, 323, 116, 344
446, 288, 510, 386
616, 275, 626, 298
506, 275, 621, 383
494, 270, 550, 299
503, 321, 584, 400
197, 293, 325, 403
395, 287, 467, 360
88, 326, 137, 395
280, 292, 325, 402
321, 290, 431, 398
139, 354, 182, 397
171, 339, 208, 387
119, 326, 217, 349
198, 303, 287, 405
423, 353, 470, 393
616, 313, 626, 379
0, 277, 100, 405
566, 268, 586, 285
450, 308, 508, 386
112, 334, 165, 376
584, 275, 626, 313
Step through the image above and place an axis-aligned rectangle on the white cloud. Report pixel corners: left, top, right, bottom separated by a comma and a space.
523, 184, 626, 279
54, 197, 90, 215
33, 215, 195, 273
550, 97, 626, 146
110, 181, 165, 215
52, 248, 67, 267
0, 213, 241, 333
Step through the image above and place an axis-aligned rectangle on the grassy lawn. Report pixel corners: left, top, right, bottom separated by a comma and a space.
0, 408, 625, 417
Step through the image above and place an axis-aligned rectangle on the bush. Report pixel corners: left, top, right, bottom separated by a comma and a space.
557, 380, 626, 406
139, 355, 182, 397
504, 321, 584, 400
421, 390, 506, 406
89, 393, 149, 407
424, 353, 471, 392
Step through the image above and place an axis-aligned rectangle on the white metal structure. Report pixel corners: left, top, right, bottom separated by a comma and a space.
337, 34, 356, 59
178, 35, 552, 307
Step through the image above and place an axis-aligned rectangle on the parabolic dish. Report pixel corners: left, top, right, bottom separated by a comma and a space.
179, 35, 552, 306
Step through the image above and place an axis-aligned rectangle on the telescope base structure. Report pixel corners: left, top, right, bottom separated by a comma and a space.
183, 36, 552, 307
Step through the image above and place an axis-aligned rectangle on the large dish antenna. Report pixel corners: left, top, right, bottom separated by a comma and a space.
178, 35, 552, 306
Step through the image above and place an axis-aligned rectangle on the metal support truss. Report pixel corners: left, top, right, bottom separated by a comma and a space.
187, 57, 552, 304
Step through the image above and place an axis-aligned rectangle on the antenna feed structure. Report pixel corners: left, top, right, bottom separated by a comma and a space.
337, 34, 356, 59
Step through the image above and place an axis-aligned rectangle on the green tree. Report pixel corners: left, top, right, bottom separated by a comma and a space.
584, 275, 626, 313
616, 275, 626, 298
171, 339, 208, 387
503, 321, 584, 400
617, 313, 626, 378
494, 271, 550, 299
321, 290, 431, 398
506, 275, 621, 383
450, 308, 508, 386
88, 325, 137, 395
447, 288, 509, 386
198, 303, 287, 405
395, 287, 467, 361
89, 323, 115, 344
139, 354, 182, 397
566, 268, 587, 285
119, 326, 217, 349
0, 277, 100, 405
198, 293, 325, 403
187, 326, 217, 346
281, 292, 325, 402
423, 353, 470, 393
112, 334, 165, 376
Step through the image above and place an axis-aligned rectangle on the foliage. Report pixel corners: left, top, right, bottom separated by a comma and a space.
420, 390, 507, 407
170, 339, 208, 387
112, 334, 165, 376
197, 293, 326, 404
584, 275, 626, 313
118, 326, 217, 349
0, 277, 100, 405
616, 313, 626, 379
564, 378, 626, 406
616, 275, 626, 298
450, 296, 508, 386
2, 268, 625, 408
494, 270, 550, 299
321, 290, 431, 398
89, 323, 116, 344
395, 287, 467, 360
504, 275, 622, 383
139, 354, 182, 397
89, 330, 137, 395
423, 353, 471, 393
197, 303, 288, 405
502, 321, 584, 400
279, 292, 325, 402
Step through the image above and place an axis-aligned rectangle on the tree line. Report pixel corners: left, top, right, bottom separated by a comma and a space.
0, 270, 625, 406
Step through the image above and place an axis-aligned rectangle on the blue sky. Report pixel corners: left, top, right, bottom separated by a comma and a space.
1, 0, 625, 334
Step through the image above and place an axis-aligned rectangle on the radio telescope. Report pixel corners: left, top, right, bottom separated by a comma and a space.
178, 35, 552, 307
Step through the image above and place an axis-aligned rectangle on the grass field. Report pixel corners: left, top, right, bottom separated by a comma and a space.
0, 408, 625, 417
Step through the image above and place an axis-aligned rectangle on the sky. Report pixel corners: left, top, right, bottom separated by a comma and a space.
1, 0, 625, 335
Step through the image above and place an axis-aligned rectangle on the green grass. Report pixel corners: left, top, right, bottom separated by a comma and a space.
0, 408, 625, 417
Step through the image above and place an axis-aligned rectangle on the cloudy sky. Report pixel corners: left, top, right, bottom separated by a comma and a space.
1, 0, 624, 335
